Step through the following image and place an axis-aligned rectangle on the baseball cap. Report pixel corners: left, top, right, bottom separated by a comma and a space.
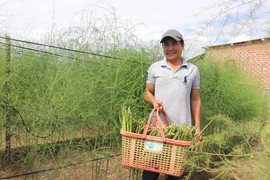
160, 29, 184, 43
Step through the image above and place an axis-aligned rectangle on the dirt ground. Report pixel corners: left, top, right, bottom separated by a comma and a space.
0, 126, 168, 180
0, 153, 173, 180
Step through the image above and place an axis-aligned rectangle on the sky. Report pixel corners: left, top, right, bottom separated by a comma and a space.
1, 0, 270, 59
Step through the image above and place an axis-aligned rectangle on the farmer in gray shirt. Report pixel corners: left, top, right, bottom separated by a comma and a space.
143, 29, 202, 180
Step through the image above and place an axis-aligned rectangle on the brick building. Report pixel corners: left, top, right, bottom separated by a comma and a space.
204, 37, 270, 91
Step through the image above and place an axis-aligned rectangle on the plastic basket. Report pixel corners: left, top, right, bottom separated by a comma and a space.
120, 108, 192, 176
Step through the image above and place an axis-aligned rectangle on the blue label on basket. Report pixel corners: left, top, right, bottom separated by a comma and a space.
144, 140, 163, 153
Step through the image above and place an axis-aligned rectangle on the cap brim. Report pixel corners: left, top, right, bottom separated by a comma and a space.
160, 36, 180, 43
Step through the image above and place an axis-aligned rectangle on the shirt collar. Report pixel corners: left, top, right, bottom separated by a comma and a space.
160, 57, 188, 68
181, 58, 188, 67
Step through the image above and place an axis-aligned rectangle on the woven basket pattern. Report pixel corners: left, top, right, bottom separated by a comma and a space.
122, 135, 189, 176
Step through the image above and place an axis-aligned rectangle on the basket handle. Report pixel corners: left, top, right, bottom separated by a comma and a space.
142, 107, 169, 141
152, 108, 169, 127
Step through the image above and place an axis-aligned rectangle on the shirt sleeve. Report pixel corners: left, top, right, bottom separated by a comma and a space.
192, 67, 200, 89
146, 64, 155, 84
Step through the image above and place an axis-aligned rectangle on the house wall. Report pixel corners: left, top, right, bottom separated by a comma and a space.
205, 38, 270, 90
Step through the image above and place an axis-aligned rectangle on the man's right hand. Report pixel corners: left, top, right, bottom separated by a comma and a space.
144, 83, 163, 109
152, 99, 163, 110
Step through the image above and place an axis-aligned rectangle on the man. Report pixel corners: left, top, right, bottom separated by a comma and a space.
143, 29, 202, 180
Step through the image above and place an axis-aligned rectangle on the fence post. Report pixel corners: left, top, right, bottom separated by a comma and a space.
4, 34, 12, 159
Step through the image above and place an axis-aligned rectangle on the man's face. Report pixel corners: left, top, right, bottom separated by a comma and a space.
162, 38, 184, 62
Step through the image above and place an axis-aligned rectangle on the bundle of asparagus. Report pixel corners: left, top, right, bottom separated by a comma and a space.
120, 106, 196, 141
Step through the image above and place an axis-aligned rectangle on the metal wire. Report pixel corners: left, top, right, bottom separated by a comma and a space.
0, 153, 121, 179
8, 105, 56, 139
0, 36, 150, 65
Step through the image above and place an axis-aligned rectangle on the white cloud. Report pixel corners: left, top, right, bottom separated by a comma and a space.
0, 0, 269, 59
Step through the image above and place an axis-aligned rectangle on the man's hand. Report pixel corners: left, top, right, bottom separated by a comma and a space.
152, 99, 163, 110
144, 83, 164, 109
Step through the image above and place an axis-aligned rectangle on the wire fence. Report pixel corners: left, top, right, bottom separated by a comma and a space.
0, 36, 150, 65
0, 35, 147, 180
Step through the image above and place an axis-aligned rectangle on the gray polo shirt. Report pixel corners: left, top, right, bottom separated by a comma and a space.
146, 58, 200, 126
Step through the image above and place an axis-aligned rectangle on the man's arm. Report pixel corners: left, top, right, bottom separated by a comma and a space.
144, 83, 163, 109
191, 89, 201, 135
